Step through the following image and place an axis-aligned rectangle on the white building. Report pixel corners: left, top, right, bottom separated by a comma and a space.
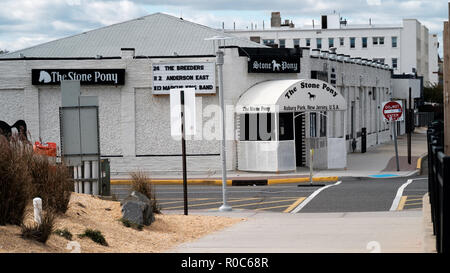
429, 34, 440, 85
226, 12, 439, 87
0, 13, 414, 176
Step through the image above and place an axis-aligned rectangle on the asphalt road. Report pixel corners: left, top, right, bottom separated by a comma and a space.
111, 175, 428, 213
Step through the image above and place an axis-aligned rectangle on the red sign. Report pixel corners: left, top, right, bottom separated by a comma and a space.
382, 101, 403, 121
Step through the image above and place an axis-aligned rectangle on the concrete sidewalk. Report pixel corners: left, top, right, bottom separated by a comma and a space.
167, 209, 426, 253
111, 129, 428, 185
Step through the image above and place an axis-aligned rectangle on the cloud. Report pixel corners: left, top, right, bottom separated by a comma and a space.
0, 0, 445, 54
0, 0, 147, 51
367, 0, 381, 6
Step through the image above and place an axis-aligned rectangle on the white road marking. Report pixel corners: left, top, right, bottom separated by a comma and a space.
389, 178, 427, 211
290, 181, 342, 213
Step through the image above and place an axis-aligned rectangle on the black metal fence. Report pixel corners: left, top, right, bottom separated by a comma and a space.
416, 112, 435, 127
427, 120, 449, 253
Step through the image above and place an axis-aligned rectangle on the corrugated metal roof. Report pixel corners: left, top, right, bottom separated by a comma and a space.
1, 13, 266, 59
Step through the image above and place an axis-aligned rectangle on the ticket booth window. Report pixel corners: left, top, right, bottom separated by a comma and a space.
319, 111, 327, 137
239, 113, 275, 141
278, 112, 294, 140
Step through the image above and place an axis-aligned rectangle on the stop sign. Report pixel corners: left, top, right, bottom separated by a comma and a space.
382, 101, 403, 121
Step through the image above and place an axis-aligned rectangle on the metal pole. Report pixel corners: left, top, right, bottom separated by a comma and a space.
393, 120, 400, 171
217, 48, 231, 212
309, 148, 314, 185
408, 87, 412, 164
181, 90, 188, 215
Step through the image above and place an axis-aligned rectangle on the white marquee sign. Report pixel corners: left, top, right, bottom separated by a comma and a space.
152, 62, 216, 95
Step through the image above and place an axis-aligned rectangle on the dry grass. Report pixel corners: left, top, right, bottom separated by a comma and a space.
0, 135, 34, 225
0, 135, 73, 227
29, 155, 73, 214
130, 171, 161, 214
0, 193, 243, 253
20, 210, 56, 243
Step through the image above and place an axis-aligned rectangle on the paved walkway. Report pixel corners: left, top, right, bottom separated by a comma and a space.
167, 210, 424, 253
159, 129, 432, 253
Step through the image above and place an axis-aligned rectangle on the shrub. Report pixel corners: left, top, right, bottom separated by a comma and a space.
78, 229, 108, 246
0, 135, 34, 225
130, 171, 161, 214
54, 228, 73, 240
29, 155, 73, 214
21, 210, 55, 244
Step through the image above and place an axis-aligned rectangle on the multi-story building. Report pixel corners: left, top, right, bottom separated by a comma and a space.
227, 12, 439, 86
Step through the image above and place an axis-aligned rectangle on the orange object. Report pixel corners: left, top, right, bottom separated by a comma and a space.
33, 141, 57, 157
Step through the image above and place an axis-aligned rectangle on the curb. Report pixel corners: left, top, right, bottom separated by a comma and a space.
111, 179, 232, 186
417, 153, 427, 175
110, 176, 339, 186
267, 176, 339, 185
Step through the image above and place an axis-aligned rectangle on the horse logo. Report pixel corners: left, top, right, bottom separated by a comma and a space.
39, 71, 51, 83
272, 60, 281, 71
308, 92, 316, 101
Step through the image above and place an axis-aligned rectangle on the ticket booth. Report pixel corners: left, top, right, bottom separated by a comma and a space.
236, 79, 347, 172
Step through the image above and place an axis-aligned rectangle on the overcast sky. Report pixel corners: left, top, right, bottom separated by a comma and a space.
0, 0, 447, 55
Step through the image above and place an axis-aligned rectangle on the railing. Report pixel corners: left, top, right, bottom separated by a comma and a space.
427, 120, 449, 253
70, 159, 111, 196
416, 112, 435, 127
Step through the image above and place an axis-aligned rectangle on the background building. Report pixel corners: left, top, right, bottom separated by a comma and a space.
226, 12, 439, 87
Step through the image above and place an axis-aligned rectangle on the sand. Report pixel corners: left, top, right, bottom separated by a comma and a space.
0, 193, 243, 253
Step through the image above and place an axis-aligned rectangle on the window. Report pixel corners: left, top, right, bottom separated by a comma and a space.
310, 113, 317, 137
293, 39, 300, 48
373, 58, 385, 64
373, 37, 385, 45
278, 113, 294, 140
279, 39, 286, 48
392, 36, 397, 48
239, 113, 275, 141
306, 38, 311, 47
316, 38, 322, 49
392, 58, 398, 69
362, 37, 368, 48
350, 37, 355, 48
328, 38, 334, 48
319, 112, 327, 137
339, 37, 344, 46
262, 39, 275, 46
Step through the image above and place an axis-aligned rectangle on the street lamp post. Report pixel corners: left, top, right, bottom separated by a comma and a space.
205, 36, 232, 212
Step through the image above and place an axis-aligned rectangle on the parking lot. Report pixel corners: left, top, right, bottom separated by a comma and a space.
112, 184, 318, 213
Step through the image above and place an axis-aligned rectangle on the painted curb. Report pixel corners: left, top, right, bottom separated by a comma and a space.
110, 176, 339, 186
417, 153, 427, 174
267, 176, 339, 184
110, 179, 232, 186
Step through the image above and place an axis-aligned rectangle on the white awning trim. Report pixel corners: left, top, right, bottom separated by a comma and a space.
236, 79, 347, 113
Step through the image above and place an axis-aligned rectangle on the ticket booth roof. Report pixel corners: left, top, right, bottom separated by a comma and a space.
236, 79, 347, 113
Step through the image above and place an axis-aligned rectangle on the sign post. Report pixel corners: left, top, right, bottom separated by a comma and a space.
205, 36, 232, 212
408, 88, 412, 165
170, 88, 196, 216
382, 100, 404, 171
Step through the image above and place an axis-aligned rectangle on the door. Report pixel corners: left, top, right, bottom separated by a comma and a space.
294, 112, 306, 167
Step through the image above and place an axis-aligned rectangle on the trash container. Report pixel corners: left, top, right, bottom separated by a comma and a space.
33, 141, 57, 157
